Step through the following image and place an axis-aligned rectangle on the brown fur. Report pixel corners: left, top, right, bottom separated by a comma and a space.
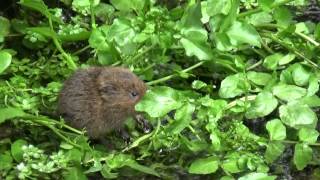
57, 67, 147, 139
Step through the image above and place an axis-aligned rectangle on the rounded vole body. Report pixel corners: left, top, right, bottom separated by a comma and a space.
57, 67, 147, 139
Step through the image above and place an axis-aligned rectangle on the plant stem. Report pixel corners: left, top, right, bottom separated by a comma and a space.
73, 45, 91, 55
246, 60, 263, 71
147, 61, 205, 85
90, 0, 96, 29
256, 23, 320, 47
282, 140, 320, 147
129, 44, 156, 63
48, 16, 77, 70
238, 0, 294, 18
225, 95, 257, 110
262, 33, 320, 69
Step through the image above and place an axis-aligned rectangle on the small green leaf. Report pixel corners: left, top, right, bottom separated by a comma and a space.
0, 16, 10, 43
307, 75, 319, 96
0, 107, 26, 124
11, 139, 28, 162
274, 6, 292, 28
26, 27, 56, 38
226, 21, 261, 47
221, 158, 242, 173
273, 84, 306, 102
300, 95, 320, 107
292, 64, 310, 86
135, 87, 183, 118
247, 71, 272, 86
263, 53, 283, 70
108, 18, 137, 55
238, 172, 276, 180
110, 0, 145, 12
165, 103, 195, 134
278, 53, 295, 65
294, 143, 312, 170
19, 0, 61, 23
0, 51, 12, 74
181, 2, 202, 29
180, 27, 212, 60
247, 12, 273, 26
219, 73, 250, 98
192, 80, 207, 89
245, 92, 278, 119
298, 128, 319, 143
206, 0, 231, 16
126, 161, 160, 177
265, 142, 285, 163
258, 0, 274, 11
266, 119, 286, 141
279, 103, 318, 129
0, 151, 13, 171
64, 167, 88, 180
188, 156, 219, 174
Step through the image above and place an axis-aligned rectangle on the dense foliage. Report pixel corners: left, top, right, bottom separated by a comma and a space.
1, 0, 320, 179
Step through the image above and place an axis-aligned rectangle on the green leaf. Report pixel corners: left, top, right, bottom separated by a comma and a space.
108, 19, 137, 55
11, 139, 28, 162
300, 95, 320, 107
258, 0, 274, 11
0, 16, 10, 43
206, 0, 231, 16
89, 26, 110, 51
292, 64, 310, 86
247, 12, 273, 26
64, 167, 88, 180
219, 73, 250, 98
266, 119, 286, 141
274, 6, 292, 28
238, 172, 276, 180
0, 151, 13, 171
180, 27, 212, 60
278, 53, 295, 65
226, 21, 261, 47
272, 84, 306, 102
221, 158, 242, 173
0, 51, 12, 74
101, 164, 118, 179
135, 87, 183, 118
188, 156, 219, 174
26, 27, 57, 39
181, 2, 202, 29
126, 161, 160, 177
192, 80, 207, 89
245, 92, 278, 119
247, 71, 272, 86
19, 0, 61, 23
294, 143, 312, 170
165, 103, 195, 134
263, 53, 283, 70
298, 128, 319, 143
265, 142, 285, 163
110, 0, 145, 12
279, 103, 318, 129
0, 107, 26, 124
307, 75, 319, 96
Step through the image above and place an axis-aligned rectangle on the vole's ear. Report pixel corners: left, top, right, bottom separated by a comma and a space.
99, 84, 118, 95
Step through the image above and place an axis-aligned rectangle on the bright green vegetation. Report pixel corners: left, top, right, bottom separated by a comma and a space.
1, 0, 320, 179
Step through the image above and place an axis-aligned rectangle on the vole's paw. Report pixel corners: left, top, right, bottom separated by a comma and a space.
135, 114, 152, 133
118, 129, 132, 144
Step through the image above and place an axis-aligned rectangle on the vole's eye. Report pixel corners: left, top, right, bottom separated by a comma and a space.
130, 91, 139, 98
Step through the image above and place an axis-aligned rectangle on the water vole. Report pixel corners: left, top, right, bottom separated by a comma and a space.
57, 67, 147, 139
